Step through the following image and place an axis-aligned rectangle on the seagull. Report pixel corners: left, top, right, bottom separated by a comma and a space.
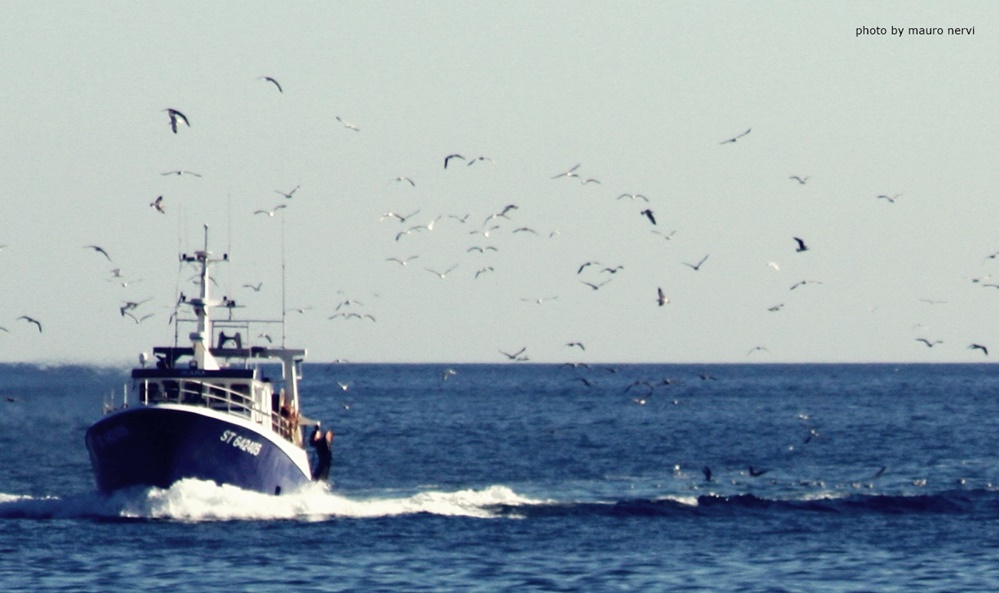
466, 156, 493, 166
640, 209, 657, 225
474, 266, 495, 279
916, 338, 943, 348
789, 280, 821, 290
18, 316, 42, 332
877, 193, 902, 203
499, 347, 527, 361
444, 154, 465, 169
617, 193, 649, 202
682, 255, 709, 271
789, 175, 809, 185
254, 204, 287, 217
551, 163, 581, 179
120, 298, 151, 317
520, 296, 558, 304
748, 346, 769, 356
656, 287, 669, 306
243, 282, 263, 292
275, 185, 300, 199
150, 196, 165, 214
425, 265, 458, 279
748, 466, 769, 477
164, 108, 189, 133
161, 170, 202, 177
651, 229, 677, 241
441, 368, 458, 381
581, 279, 611, 291
793, 237, 809, 252
719, 128, 751, 144
85, 245, 112, 261
381, 209, 420, 223
969, 343, 989, 356
393, 176, 416, 186
386, 256, 419, 266
565, 341, 586, 351
919, 298, 947, 305
125, 312, 154, 324
335, 115, 359, 131
259, 76, 283, 93
577, 261, 601, 274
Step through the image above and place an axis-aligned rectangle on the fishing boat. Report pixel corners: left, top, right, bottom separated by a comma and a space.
85, 226, 332, 495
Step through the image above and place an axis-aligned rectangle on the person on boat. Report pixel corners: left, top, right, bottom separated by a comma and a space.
310, 425, 333, 481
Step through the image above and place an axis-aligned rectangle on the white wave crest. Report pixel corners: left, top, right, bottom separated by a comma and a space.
0, 482, 545, 522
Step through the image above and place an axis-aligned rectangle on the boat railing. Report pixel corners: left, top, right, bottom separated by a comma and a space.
140, 379, 256, 420
137, 378, 304, 446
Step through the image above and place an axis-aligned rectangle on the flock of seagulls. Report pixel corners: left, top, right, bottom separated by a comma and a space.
7, 74, 990, 367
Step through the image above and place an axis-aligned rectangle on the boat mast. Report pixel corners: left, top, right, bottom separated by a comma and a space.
183, 224, 222, 371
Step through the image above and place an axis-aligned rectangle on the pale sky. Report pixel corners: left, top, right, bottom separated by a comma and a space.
3, 1, 998, 364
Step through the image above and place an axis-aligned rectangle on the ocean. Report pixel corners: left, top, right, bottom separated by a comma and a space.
1, 362, 998, 591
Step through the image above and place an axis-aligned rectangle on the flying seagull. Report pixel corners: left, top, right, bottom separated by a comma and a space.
386, 256, 419, 266
161, 170, 202, 177
18, 316, 42, 333
444, 154, 465, 169
682, 255, 709, 271
793, 237, 809, 252
499, 347, 527, 361
254, 204, 287, 217
789, 175, 809, 185
393, 176, 416, 187
275, 185, 300, 199
877, 193, 902, 203
617, 193, 649, 202
916, 338, 943, 348
164, 108, 189, 133
551, 163, 581, 179
640, 209, 657, 225
259, 76, 283, 93
719, 128, 751, 144
424, 265, 458, 279
335, 115, 359, 131
969, 343, 989, 356
656, 287, 669, 306
150, 196, 165, 214
85, 245, 112, 261
243, 282, 263, 292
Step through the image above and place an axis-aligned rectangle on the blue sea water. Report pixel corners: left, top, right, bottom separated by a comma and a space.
2, 362, 999, 591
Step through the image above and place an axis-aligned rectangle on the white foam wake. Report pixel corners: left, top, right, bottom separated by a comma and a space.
0, 482, 544, 522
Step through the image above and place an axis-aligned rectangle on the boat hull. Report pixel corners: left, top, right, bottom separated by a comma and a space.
85, 405, 312, 495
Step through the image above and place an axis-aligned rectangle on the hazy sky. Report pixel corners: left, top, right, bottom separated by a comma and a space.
3, 1, 999, 364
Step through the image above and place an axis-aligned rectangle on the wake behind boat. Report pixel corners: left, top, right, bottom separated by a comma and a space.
85, 226, 332, 496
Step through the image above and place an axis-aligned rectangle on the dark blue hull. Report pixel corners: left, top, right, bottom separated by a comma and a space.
85, 406, 312, 495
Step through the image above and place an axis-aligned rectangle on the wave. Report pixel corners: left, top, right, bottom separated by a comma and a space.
491, 489, 999, 519
0, 481, 545, 522
2, 484, 996, 522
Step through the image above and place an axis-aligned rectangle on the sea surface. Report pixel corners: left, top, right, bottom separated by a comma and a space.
2, 362, 999, 592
